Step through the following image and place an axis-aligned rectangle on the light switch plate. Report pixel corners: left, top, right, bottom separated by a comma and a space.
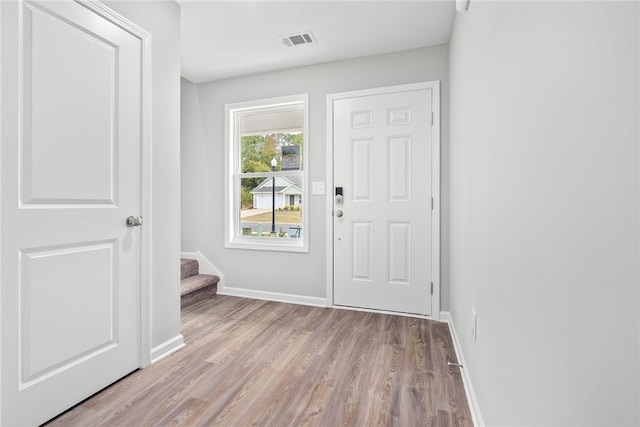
312, 181, 325, 195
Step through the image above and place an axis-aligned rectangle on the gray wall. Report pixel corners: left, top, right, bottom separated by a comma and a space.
181, 46, 450, 307
448, 1, 639, 425
104, 1, 182, 351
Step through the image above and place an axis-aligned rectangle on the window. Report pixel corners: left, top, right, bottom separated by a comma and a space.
225, 94, 309, 252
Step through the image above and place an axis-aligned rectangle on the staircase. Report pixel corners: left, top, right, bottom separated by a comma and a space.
181, 258, 219, 308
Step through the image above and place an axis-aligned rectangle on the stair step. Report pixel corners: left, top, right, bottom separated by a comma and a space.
181, 274, 219, 308
181, 258, 199, 280
181, 274, 219, 296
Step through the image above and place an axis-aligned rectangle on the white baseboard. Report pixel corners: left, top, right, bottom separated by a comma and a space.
220, 286, 327, 308
181, 251, 225, 287
440, 311, 485, 427
150, 334, 185, 364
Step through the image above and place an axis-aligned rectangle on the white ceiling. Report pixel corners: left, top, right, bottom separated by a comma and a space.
179, 1, 456, 84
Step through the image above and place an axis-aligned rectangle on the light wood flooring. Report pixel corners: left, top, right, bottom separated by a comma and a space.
46, 295, 473, 426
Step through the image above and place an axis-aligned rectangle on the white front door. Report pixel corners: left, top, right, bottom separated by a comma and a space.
332, 84, 436, 316
1, 1, 144, 424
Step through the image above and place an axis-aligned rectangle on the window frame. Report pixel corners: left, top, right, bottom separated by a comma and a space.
224, 93, 309, 252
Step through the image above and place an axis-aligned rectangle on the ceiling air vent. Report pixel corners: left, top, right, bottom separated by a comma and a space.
281, 31, 316, 47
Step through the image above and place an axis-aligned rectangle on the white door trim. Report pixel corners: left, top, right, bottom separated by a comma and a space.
71, 0, 153, 367
325, 81, 441, 320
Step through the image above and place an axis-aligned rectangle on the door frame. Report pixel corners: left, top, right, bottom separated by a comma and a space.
325, 81, 441, 320
0, 6, 153, 422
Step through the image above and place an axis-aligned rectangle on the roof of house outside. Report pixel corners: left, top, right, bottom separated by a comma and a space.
251, 176, 302, 195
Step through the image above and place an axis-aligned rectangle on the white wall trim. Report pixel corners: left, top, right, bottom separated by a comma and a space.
150, 334, 185, 364
80, 0, 153, 369
430, 82, 441, 321
1, 3, 4, 425
325, 93, 334, 308
181, 251, 225, 288
220, 286, 327, 308
440, 311, 485, 427
325, 81, 441, 318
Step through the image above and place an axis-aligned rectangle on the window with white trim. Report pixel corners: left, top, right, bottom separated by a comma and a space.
225, 94, 309, 252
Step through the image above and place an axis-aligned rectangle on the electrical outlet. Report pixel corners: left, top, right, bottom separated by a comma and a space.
471, 309, 477, 341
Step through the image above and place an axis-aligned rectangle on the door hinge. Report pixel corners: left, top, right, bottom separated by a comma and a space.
431, 282, 434, 295
431, 112, 434, 125
431, 197, 434, 210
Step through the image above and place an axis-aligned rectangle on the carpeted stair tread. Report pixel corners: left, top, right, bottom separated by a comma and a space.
180, 258, 219, 308
181, 273, 219, 296
181, 285, 217, 309
181, 258, 199, 280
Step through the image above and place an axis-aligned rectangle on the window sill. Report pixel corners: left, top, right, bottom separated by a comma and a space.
225, 237, 309, 253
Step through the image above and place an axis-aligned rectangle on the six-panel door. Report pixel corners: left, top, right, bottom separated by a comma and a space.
333, 88, 433, 315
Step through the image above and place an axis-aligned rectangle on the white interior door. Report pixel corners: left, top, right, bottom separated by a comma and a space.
333, 86, 434, 316
1, 1, 143, 424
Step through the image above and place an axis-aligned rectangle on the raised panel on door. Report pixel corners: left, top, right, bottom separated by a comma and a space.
352, 138, 373, 202
22, 2, 117, 205
2, 1, 145, 424
387, 136, 412, 202
352, 222, 374, 281
388, 222, 411, 285
20, 241, 118, 385
333, 87, 433, 316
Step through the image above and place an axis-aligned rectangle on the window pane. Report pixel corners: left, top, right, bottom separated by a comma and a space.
240, 132, 304, 173
240, 176, 303, 239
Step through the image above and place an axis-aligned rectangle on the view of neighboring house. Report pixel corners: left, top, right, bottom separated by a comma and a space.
251, 176, 302, 209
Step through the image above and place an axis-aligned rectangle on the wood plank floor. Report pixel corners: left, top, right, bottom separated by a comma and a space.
46, 296, 473, 426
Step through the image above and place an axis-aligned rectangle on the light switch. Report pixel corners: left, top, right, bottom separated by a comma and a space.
312, 182, 325, 195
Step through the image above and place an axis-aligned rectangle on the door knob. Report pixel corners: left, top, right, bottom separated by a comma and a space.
126, 216, 143, 227
335, 210, 343, 218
